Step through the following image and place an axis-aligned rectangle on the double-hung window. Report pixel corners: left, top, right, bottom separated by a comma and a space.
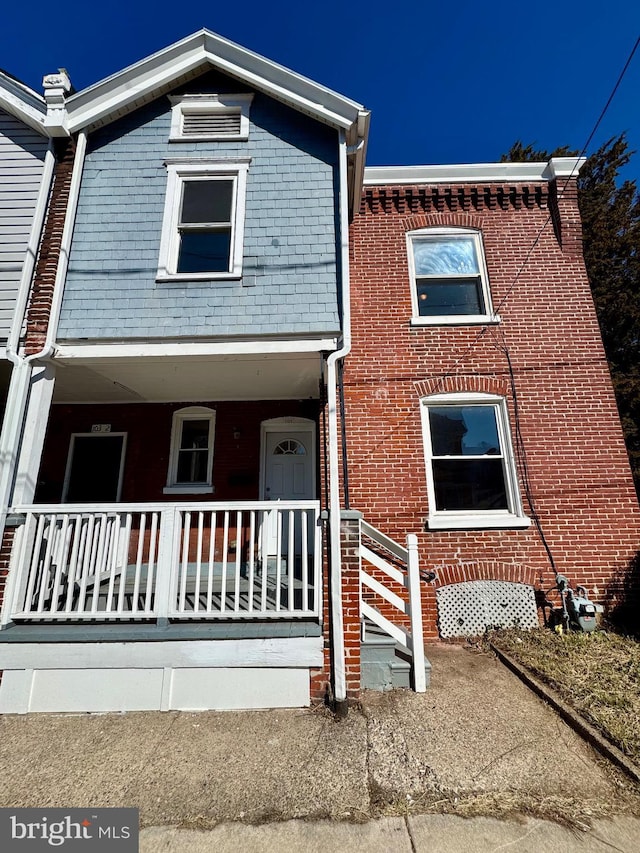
164, 407, 216, 494
157, 160, 249, 280
408, 228, 497, 325
420, 393, 529, 529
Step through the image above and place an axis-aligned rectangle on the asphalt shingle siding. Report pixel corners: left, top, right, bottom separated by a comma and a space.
58, 79, 341, 340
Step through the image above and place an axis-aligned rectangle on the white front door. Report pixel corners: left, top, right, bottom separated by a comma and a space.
261, 421, 315, 555
264, 431, 314, 503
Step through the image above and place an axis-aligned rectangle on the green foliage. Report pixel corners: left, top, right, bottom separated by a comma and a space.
503, 136, 640, 494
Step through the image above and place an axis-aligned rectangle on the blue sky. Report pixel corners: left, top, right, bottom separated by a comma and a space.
3, 2, 640, 182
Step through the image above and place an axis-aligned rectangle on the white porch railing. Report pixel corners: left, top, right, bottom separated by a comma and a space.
2, 501, 322, 624
360, 520, 427, 692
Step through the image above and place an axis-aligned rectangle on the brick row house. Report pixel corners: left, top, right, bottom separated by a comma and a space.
347, 165, 640, 642
0, 31, 638, 713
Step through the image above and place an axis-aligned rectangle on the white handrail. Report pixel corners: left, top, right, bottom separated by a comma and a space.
360, 522, 426, 693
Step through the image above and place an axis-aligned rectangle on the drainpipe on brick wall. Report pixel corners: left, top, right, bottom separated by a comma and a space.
0, 129, 87, 567
326, 130, 353, 718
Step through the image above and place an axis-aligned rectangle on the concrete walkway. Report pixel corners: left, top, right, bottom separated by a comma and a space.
140, 815, 640, 852
0, 644, 638, 850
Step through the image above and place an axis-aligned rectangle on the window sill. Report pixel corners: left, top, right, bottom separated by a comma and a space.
163, 485, 215, 495
427, 513, 531, 531
411, 314, 501, 327
169, 134, 248, 142
156, 272, 241, 283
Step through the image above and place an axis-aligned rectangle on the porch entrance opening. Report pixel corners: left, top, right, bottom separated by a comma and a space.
63, 433, 126, 502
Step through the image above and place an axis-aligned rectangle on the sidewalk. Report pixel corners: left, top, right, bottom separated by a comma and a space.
0, 644, 638, 849
140, 815, 640, 852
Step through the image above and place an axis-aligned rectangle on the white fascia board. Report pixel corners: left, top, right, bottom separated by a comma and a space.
542, 156, 587, 179
54, 337, 339, 359
66, 29, 365, 134
363, 159, 585, 185
0, 76, 48, 136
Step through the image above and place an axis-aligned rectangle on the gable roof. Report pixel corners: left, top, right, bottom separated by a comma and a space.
64, 29, 369, 141
0, 70, 47, 135
59, 29, 369, 215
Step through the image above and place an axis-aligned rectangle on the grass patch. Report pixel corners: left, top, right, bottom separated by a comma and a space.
488, 628, 640, 765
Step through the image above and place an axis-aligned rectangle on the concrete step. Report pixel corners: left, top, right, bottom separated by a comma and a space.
361, 621, 431, 691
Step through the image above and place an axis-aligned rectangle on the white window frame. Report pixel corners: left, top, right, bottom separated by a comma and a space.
164, 406, 216, 495
157, 159, 250, 281
420, 392, 529, 529
169, 94, 253, 142
407, 228, 500, 326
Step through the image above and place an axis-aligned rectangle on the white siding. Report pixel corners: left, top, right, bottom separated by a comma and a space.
0, 110, 47, 344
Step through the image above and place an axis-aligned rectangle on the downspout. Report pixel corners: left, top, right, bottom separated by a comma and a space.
0, 142, 56, 540
0, 131, 87, 556
326, 129, 353, 717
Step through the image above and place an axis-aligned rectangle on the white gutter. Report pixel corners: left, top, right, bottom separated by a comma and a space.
0, 132, 87, 551
0, 142, 56, 536
326, 129, 353, 713
6, 143, 56, 358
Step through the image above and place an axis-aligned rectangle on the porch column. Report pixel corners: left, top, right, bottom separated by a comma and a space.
12, 363, 56, 506
340, 509, 362, 701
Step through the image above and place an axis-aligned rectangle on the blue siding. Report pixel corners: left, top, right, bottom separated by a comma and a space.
58, 84, 341, 340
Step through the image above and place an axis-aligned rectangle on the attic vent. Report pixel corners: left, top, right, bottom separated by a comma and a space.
169, 94, 253, 142
182, 112, 242, 137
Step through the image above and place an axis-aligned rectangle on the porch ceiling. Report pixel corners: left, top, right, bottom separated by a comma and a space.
52, 352, 324, 403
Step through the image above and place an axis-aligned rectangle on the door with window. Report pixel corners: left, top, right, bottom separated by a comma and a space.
260, 420, 315, 556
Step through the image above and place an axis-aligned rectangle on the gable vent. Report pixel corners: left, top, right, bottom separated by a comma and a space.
182, 112, 241, 136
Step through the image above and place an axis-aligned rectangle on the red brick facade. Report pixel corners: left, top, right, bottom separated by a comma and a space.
345, 177, 640, 638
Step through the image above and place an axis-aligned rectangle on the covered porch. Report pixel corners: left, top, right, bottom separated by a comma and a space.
0, 345, 332, 712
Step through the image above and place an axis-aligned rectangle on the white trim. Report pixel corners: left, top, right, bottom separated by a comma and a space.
420, 392, 529, 530
163, 485, 214, 495
169, 94, 253, 141
364, 158, 586, 185
62, 432, 127, 503
165, 406, 216, 493
54, 338, 338, 358
0, 637, 323, 670
0, 73, 48, 136
157, 160, 249, 281
325, 131, 352, 706
44, 130, 88, 353
407, 228, 495, 324
259, 417, 316, 501
411, 315, 501, 328
7, 144, 56, 355
427, 514, 531, 530
64, 29, 365, 136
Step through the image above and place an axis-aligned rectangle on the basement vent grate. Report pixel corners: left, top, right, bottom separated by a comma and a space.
436, 580, 538, 638
182, 112, 242, 136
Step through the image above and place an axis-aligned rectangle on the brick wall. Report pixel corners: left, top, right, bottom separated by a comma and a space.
37, 399, 321, 503
345, 178, 640, 637
0, 527, 15, 620
24, 137, 75, 354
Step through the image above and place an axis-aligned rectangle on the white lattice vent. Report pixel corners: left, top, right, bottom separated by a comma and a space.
436, 580, 538, 638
